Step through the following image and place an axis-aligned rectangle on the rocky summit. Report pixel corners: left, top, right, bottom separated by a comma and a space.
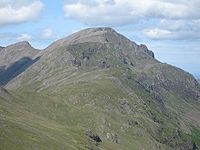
0, 27, 200, 150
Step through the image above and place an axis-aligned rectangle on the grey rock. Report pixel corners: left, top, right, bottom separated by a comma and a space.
85, 130, 102, 143
71, 58, 81, 67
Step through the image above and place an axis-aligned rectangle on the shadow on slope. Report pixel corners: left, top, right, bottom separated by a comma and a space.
0, 56, 40, 86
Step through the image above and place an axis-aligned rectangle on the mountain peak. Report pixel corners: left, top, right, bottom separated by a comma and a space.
45, 27, 155, 62
71, 27, 122, 41
0, 41, 40, 85
0, 41, 39, 67
46, 27, 135, 51
17, 41, 31, 45
7, 41, 32, 49
78, 27, 116, 34
3, 40, 38, 54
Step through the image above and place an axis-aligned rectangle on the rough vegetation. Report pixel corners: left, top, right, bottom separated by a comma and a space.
0, 27, 200, 150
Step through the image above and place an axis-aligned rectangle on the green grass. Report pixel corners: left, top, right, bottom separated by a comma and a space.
1, 42, 200, 149
191, 126, 200, 146
0, 70, 171, 149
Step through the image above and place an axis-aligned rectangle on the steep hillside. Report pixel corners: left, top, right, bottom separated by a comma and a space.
0, 41, 39, 85
1, 28, 200, 150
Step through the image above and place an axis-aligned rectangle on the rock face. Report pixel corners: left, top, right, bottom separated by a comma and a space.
0, 28, 200, 150
0, 41, 39, 85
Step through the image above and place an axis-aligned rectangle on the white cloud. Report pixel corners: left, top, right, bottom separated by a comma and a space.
0, 0, 44, 26
17, 33, 32, 41
144, 28, 174, 40
41, 28, 55, 39
160, 19, 200, 32
144, 19, 200, 40
63, 0, 200, 40
63, 0, 200, 26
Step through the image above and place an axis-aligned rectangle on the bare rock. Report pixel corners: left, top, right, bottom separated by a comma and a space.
85, 130, 102, 143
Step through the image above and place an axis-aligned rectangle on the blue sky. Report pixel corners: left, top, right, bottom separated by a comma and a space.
0, 0, 199, 78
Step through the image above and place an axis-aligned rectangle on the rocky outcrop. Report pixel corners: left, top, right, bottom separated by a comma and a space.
85, 130, 102, 143
139, 44, 155, 58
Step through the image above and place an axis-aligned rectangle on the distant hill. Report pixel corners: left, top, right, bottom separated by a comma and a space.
0, 28, 200, 150
0, 41, 39, 85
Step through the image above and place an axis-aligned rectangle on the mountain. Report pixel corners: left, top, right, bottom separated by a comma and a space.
0, 46, 4, 50
0, 41, 39, 85
0, 28, 200, 150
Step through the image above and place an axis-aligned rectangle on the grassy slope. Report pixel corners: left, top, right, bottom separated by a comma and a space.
1, 42, 200, 149
0, 95, 91, 150
0, 69, 169, 150
1, 68, 200, 149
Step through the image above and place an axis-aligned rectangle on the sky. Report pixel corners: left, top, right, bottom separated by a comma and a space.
0, 0, 199, 78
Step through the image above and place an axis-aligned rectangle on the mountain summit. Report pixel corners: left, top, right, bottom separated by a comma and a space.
0, 28, 200, 150
47, 27, 154, 57
0, 41, 39, 85
0, 41, 38, 66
